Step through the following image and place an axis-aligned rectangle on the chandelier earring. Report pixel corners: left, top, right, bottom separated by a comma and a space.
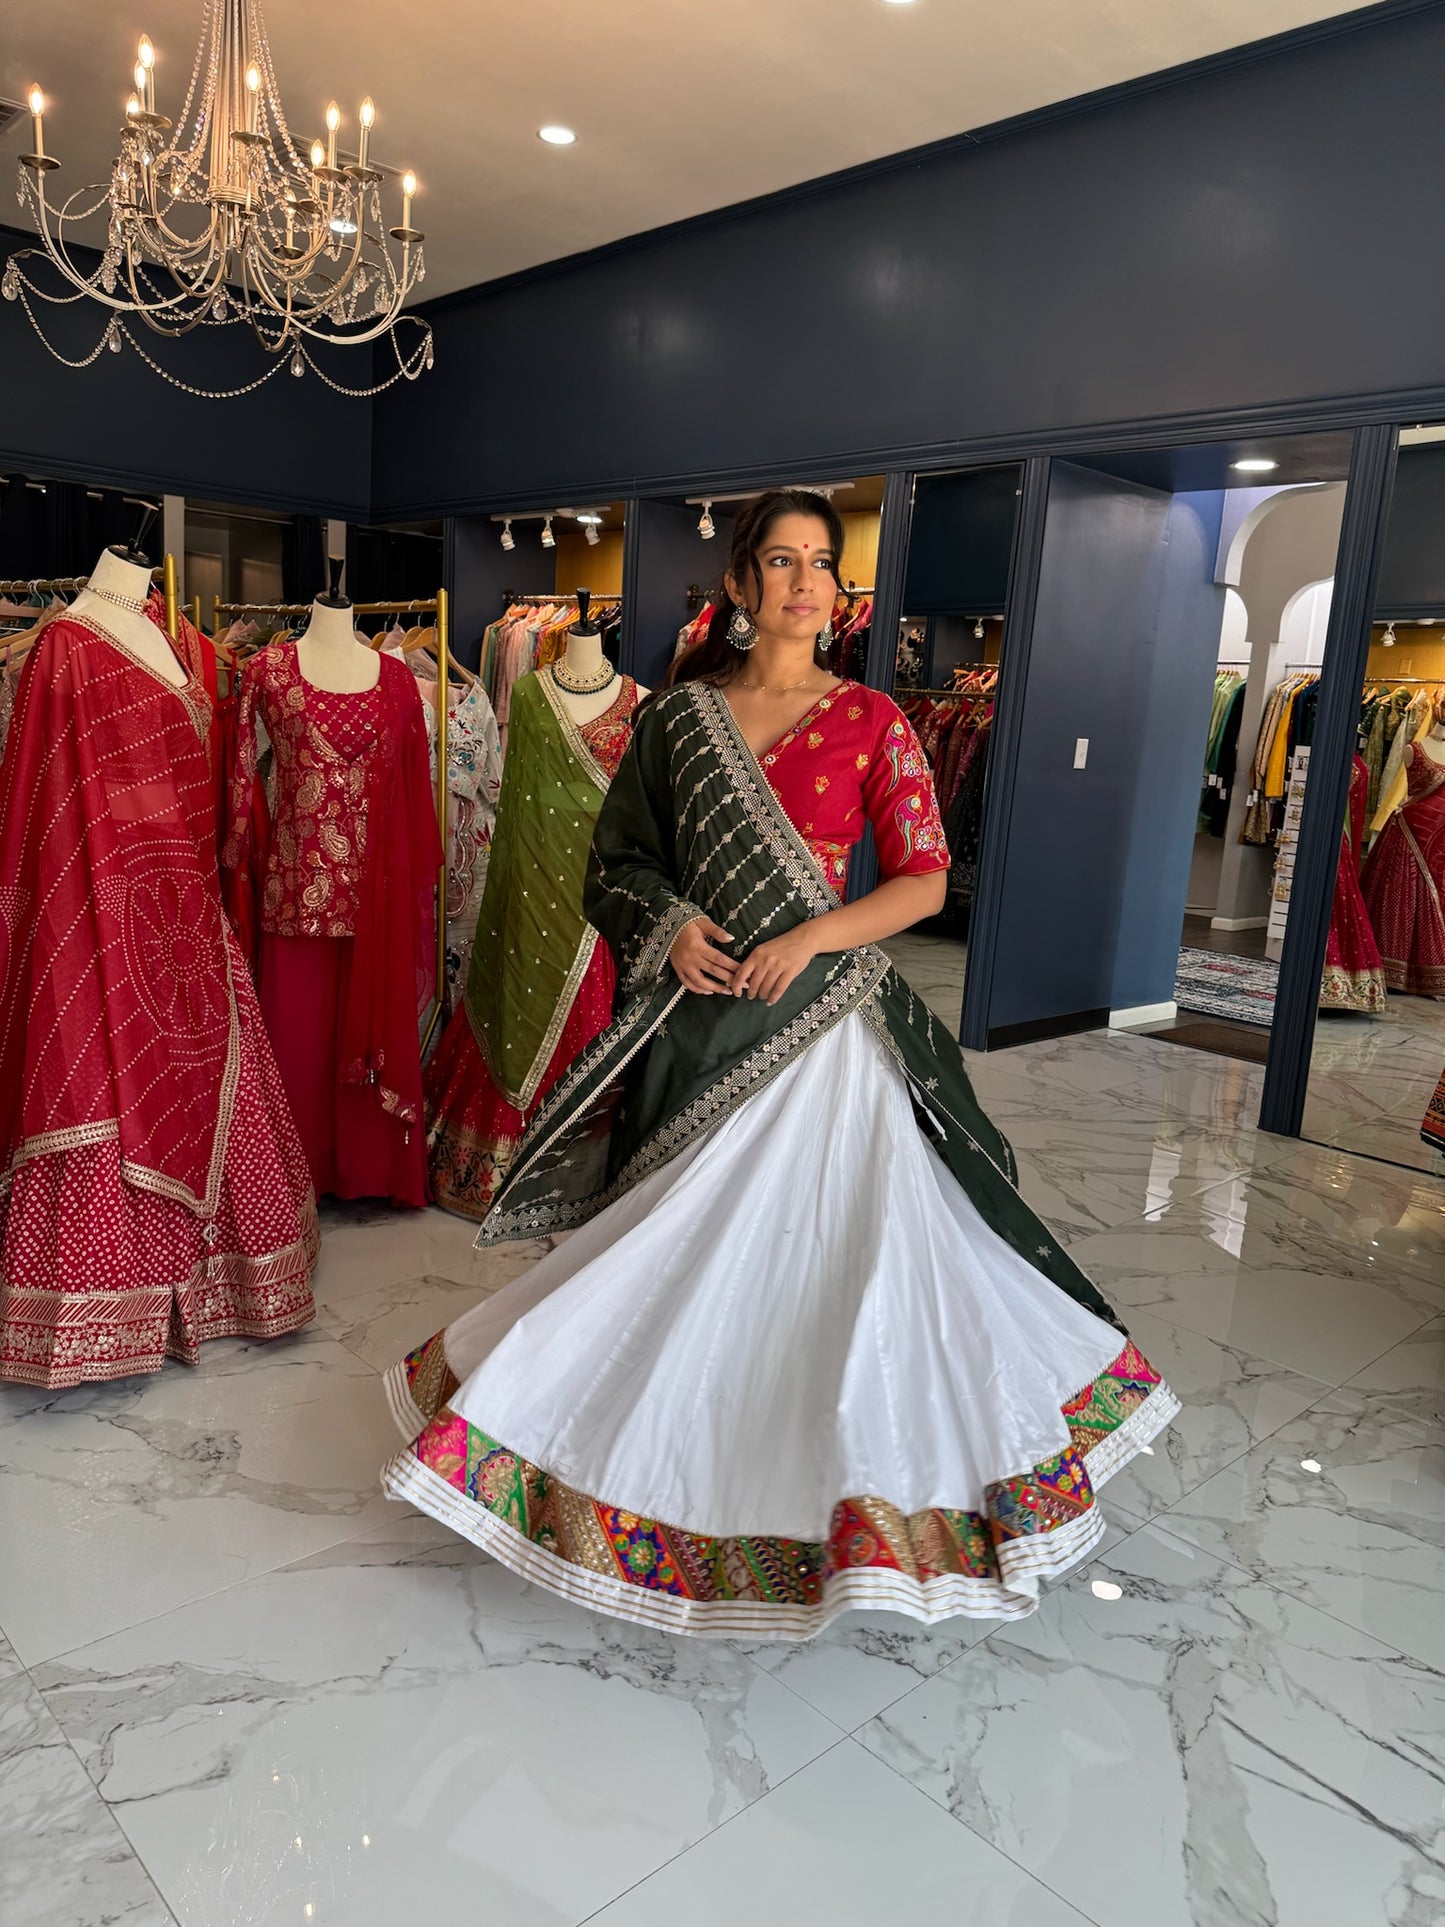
728, 602, 758, 652
817, 618, 835, 651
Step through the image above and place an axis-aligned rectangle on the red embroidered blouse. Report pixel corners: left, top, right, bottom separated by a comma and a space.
756, 681, 949, 896
224, 645, 432, 938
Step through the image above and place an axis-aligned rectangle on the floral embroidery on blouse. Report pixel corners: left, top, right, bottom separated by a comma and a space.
225, 645, 425, 939
756, 683, 949, 901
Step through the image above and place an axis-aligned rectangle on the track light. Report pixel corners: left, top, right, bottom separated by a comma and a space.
973, 617, 985, 641
1382, 622, 1397, 647
584, 523, 600, 546
540, 516, 555, 549
698, 501, 715, 540
499, 519, 515, 552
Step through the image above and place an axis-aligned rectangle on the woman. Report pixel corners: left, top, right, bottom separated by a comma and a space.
383, 491, 1177, 1638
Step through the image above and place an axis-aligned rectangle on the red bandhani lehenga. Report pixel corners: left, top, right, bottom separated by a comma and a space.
1361, 739, 1445, 997
1320, 754, 1387, 1012
0, 608, 318, 1388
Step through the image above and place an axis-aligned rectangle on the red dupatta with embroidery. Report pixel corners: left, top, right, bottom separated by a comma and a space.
0, 609, 240, 1214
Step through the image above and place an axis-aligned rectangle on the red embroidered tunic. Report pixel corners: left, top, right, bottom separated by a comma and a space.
756, 681, 949, 896
224, 645, 430, 939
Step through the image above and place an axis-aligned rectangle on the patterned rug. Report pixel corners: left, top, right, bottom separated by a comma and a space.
1174, 946, 1277, 1026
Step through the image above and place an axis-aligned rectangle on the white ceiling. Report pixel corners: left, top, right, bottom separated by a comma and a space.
4, 0, 1365, 302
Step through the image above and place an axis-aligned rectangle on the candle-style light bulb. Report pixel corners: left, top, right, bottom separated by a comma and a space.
401, 168, 416, 229
135, 64, 148, 97
126, 93, 141, 120
27, 85, 44, 158
357, 95, 374, 170
245, 61, 260, 133
136, 35, 155, 113
325, 100, 340, 168
310, 138, 325, 169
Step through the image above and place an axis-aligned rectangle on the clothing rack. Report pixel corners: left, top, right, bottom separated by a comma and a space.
215, 588, 452, 1033
0, 556, 180, 641
501, 590, 621, 606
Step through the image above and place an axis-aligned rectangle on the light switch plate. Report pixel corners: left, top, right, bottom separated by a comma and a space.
1073, 737, 1089, 769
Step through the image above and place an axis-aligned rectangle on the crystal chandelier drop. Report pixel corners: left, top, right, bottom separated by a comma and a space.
5, 0, 434, 398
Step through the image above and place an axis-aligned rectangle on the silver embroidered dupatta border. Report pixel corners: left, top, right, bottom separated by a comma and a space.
478, 683, 893, 1245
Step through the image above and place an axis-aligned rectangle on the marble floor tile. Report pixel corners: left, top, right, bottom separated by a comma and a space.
314, 1261, 535, 1376
0, 1330, 399, 1667
1185, 1153, 1445, 1298
973, 1028, 1266, 1138
732, 1519, 1133, 1734
1154, 1387, 1445, 1671
858, 1525, 1445, 1927
1104, 1310, 1330, 1523
1343, 1314, 1445, 1429
309, 1205, 522, 1307
33, 1524, 841, 1927
587, 1737, 1093, 1927
1004, 1114, 1263, 1246
0, 1629, 174, 1927
1065, 1203, 1442, 1385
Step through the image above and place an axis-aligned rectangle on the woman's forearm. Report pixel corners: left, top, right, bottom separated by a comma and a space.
804, 871, 947, 954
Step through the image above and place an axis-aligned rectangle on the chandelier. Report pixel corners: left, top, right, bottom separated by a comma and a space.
5, 0, 434, 398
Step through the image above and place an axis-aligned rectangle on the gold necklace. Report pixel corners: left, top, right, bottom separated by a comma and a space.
736, 673, 823, 696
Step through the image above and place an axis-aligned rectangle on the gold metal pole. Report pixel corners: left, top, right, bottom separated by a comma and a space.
189, 595, 202, 634
212, 594, 221, 636
162, 552, 179, 641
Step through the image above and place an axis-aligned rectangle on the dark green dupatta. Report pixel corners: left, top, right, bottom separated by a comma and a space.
478, 683, 1122, 1332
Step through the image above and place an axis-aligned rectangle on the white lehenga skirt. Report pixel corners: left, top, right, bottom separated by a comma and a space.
383, 1012, 1178, 1639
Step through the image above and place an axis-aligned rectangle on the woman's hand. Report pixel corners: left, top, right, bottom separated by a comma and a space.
669, 916, 738, 995
731, 924, 820, 1005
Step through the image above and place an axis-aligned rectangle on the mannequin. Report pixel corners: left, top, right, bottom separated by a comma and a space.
295, 557, 380, 693
549, 589, 647, 721
1420, 703, 1445, 767
69, 507, 186, 688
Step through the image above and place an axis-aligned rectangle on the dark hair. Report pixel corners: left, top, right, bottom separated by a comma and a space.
665, 488, 847, 691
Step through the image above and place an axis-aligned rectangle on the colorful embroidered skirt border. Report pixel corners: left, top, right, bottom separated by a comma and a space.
381, 1334, 1179, 1639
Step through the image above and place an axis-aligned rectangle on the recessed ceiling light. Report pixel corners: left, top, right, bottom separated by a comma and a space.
1091, 1580, 1124, 1601
1232, 457, 1279, 473
538, 125, 576, 146
1300, 1458, 1322, 1473
328, 216, 358, 236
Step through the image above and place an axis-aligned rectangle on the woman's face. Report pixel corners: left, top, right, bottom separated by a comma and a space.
729, 512, 839, 647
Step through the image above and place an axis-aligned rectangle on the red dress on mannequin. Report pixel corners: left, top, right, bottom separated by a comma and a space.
0, 606, 317, 1388
1361, 738, 1445, 996
1320, 754, 1387, 1012
225, 645, 442, 1207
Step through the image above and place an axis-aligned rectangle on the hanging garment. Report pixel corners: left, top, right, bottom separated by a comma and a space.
1360, 740, 1445, 996
382, 681, 1177, 1640
225, 646, 441, 1206
0, 607, 317, 1388
414, 676, 505, 1004
425, 669, 637, 1221
1320, 755, 1387, 1013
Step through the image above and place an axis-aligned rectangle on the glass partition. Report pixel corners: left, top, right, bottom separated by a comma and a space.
1301, 426, 1445, 1173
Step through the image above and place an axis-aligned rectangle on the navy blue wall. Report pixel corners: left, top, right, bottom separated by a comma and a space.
989, 464, 1172, 1031
372, 3, 1445, 521
0, 224, 371, 518
1110, 490, 1228, 1014
1377, 444, 1445, 614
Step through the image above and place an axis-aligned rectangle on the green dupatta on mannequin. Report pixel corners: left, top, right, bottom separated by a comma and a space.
463, 670, 612, 1109
478, 682, 1121, 1331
